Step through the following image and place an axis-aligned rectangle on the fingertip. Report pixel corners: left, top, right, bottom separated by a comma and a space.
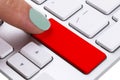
29, 8, 51, 32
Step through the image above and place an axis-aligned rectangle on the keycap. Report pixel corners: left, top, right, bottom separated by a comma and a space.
96, 22, 120, 52
86, 0, 120, 15
44, 0, 82, 20
7, 53, 39, 79
32, 0, 46, 4
36, 73, 55, 80
69, 6, 109, 38
20, 42, 53, 68
0, 38, 13, 59
113, 10, 120, 22
33, 18, 106, 74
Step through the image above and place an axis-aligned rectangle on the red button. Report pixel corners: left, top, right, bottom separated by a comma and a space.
33, 18, 106, 74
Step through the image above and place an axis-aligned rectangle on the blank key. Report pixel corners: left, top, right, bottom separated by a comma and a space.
7, 53, 39, 79
69, 6, 109, 38
96, 22, 120, 52
20, 42, 53, 68
86, 0, 120, 14
0, 38, 13, 59
44, 0, 82, 20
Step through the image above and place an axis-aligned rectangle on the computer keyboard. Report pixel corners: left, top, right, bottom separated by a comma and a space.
0, 0, 120, 80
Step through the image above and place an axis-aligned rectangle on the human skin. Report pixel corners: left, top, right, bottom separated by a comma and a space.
0, 0, 44, 34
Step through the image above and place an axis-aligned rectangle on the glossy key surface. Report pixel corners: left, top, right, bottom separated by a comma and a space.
96, 22, 120, 52
7, 53, 39, 79
0, 38, 13, 59
86, 0, 120, 14
33, 18, 106, 74
44, 0, 82, 20
20, 42, 53, 68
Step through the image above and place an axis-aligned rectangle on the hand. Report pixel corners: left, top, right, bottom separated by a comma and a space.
0, 0, 50, 34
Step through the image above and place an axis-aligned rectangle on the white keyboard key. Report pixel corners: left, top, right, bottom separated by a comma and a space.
20, 42, 53, 68
0, 38, 13, 59
98, 60, 120, 80
96, 22, 120, 52
113, 10, 120, 22
44, 0, 82, 20
86, 0, 120, 14
7, 53, 39, 79
69, 6, 109, 38
36, 73, 55, 80
32, 0, 46, 4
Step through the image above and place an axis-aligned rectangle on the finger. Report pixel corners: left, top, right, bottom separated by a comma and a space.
0, 0, 50, 34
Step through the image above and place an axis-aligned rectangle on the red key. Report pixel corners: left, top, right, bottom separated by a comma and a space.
33, 18, 106, 74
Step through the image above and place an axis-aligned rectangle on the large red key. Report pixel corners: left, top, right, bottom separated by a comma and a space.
33, 18, 106, 74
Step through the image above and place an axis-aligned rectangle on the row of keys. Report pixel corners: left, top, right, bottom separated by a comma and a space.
43, 0, 120, 21
43, 0, 120, 52
34, 0, 120, 15
7, 42, 53, 79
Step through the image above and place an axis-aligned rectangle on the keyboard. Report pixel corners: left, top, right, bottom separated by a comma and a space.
0, 0, 120, 80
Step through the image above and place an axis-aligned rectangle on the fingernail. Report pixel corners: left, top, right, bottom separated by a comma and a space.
29, 8, 50, 31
